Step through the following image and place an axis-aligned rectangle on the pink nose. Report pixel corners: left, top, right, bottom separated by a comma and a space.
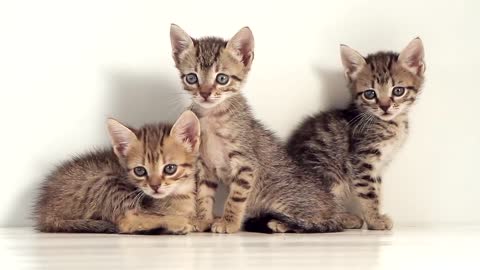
380, 104, 390, 112
149, 184, 160, 192
200, 92, 211, 100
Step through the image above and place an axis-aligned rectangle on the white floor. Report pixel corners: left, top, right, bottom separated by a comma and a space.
0, 226, 478, 270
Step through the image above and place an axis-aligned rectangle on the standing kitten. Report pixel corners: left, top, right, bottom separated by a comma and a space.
35, 111, 200, 234
287, 38, 425, 230
170, 24, 342, 234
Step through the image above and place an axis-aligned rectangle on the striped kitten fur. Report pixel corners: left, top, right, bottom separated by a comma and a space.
34, 111, 200, 234
171, 24, 342, 234
287, 38, 425, 230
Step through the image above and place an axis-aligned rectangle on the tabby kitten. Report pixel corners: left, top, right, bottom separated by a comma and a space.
35, 111, 200, 234
287, 38, 425, 230
170, 24, 342, 234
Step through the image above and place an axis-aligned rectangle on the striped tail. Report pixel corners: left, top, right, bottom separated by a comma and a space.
37, 219, 117, 233
244, 212, 343, 233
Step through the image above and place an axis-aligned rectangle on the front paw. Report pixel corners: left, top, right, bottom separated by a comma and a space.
192, 218, 213, 232
211, 218, 241, 234
117, 211, 141, 233
165, 216, 192, 235
366, 214, 393, 230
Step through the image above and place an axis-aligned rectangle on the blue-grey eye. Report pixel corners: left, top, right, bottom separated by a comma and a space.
185, 73, 198, 84
363, 90, 376, 100
216, 73, 229, 85
392, 86, 406, 97
163, 164, 177, 175
133, 166, 147, 177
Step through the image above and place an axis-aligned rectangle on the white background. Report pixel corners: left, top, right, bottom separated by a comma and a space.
0, 0, 478, 227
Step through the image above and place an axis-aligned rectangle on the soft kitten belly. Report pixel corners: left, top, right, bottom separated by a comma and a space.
199, 124, 232, 180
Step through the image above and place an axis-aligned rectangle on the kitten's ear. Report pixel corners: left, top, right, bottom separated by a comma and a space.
226, 27, 254, 68
398, 37, 425, 76
170, 24, 194, 60
170, 111, 201, 153
340, 44, 366, 81
107, 118, 138, 158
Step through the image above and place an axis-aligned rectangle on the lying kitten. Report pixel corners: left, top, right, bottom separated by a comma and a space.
34, 111, 200, 234
287, 38, 425, 230
170, 24, 342, 233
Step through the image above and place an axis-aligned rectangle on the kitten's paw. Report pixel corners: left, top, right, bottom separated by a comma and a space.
337, 213, 364, 229
267, 220, 289, 233
367, 214, 393, 230
211, 218, 241, 234
117, 211, 142, 233
165, 217, 192, 235
191, 218, 213, 232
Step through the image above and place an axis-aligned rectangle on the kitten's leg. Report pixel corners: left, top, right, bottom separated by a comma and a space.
211, 158, 255, 234
353, 176, 393, 230
194, 160, 217, 232
335, 212, 364, 229
329, 181, 363, 229
117, 210, 192, 235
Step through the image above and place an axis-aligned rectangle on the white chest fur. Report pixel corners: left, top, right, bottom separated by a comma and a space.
370, 121, 408, 178
199, 117, 233, 179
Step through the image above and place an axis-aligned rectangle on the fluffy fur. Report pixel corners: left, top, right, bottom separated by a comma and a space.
287, 38, 425, 230
170, 24, 342, 234
34, 111, 200, 234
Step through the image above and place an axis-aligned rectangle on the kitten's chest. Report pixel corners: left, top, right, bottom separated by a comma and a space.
199, 117, 235, 179
362, 121, 408, 177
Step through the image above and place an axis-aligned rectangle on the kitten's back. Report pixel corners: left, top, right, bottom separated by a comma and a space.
34, 149, 126, 232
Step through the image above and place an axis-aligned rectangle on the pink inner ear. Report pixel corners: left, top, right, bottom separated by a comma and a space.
115, 143, 129, 156
238, 43, 253, 66
405, 57, 424, 75
181, 125, 197, 148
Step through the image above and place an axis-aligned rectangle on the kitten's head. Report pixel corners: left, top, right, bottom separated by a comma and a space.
170, 24, 254, 109
340, 38, 425, 121
107, 111, 200, 199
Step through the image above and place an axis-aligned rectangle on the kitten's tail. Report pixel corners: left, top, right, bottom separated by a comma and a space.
244, 212, 343, 234
36, 219, 117, 233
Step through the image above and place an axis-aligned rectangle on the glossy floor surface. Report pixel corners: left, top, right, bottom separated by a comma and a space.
1, 226, 478, 269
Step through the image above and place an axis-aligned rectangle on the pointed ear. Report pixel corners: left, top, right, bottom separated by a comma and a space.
226, 27, 254, 68
340, 44, 366, 81
170, 24, 194, 61
398, 37, 425, 76
107, 118, 138, 158
170, 111, 201, 153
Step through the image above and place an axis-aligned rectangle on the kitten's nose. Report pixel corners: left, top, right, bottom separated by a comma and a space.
149, 184, 160, 192
199, 91, 211, 100
379, 104, 390, 112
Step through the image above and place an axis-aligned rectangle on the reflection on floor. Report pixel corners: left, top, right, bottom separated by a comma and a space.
1, 226, 478, 269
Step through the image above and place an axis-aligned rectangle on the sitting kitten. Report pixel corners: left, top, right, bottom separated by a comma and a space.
170, 24, 342, 233
34, 111, 200, 234
287, 38, 425, 230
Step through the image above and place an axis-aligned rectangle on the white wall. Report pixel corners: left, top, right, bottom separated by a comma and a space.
1, 0, 479, 227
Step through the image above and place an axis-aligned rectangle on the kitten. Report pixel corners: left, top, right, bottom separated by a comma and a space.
287, 38, 425, 230
170, 24, 342, 233
34, 111, 200, 234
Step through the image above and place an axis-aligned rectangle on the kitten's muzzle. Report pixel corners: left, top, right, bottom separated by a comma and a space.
149, 184, 160, 192
199, 91, 211, 101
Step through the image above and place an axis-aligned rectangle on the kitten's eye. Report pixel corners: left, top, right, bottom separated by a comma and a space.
133, 166, 147, 177
392, 86, 406, 97
216, 73, 229, 85
185, 73, 198, 85
363, 90, 376, 100
163, 164, 177, 175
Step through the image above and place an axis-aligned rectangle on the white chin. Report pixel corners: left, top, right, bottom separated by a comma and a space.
144, 190, 171, 199
194, 100, 220, 109
378, 113, 397, 121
